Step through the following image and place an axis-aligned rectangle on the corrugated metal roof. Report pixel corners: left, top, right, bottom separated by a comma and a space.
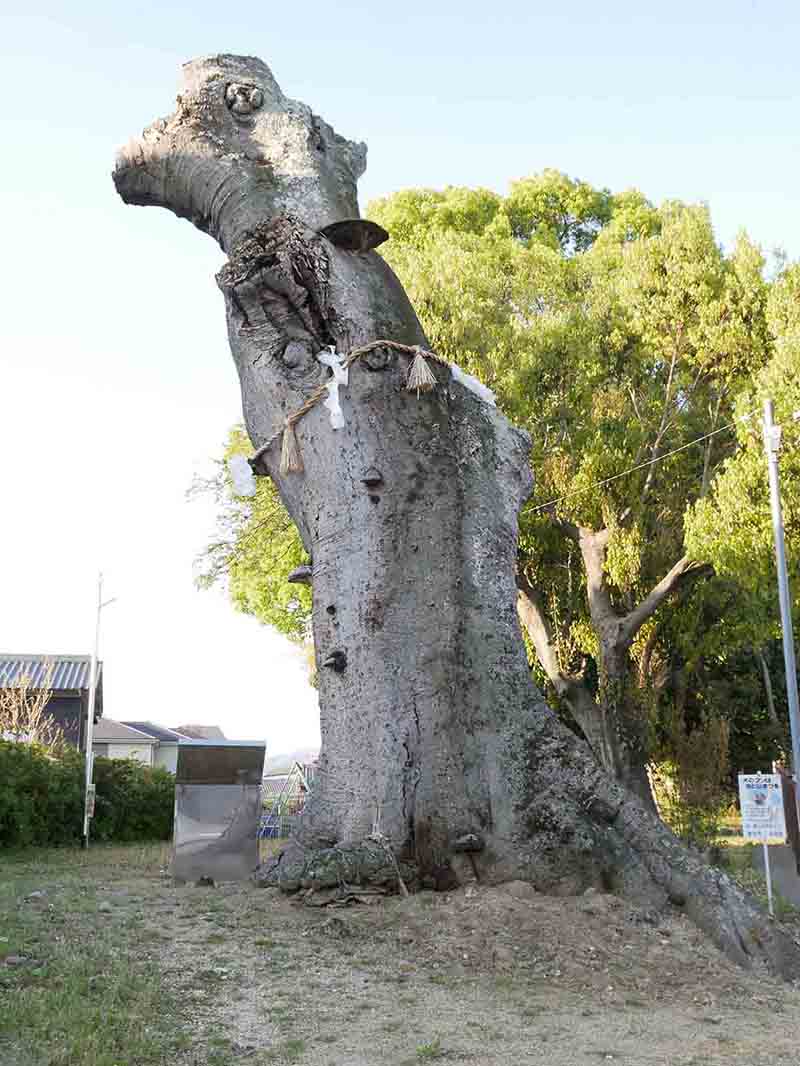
0, 655, 101, 692
93, 719, 156, 743
121, 721, 187, 742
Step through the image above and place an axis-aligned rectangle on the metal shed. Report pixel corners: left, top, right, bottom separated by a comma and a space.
171, 740, 266, 882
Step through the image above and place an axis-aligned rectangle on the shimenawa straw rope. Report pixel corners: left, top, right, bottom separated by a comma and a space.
252, 340, 446, 475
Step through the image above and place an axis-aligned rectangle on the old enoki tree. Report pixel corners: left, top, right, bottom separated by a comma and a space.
115, 54, 799, 977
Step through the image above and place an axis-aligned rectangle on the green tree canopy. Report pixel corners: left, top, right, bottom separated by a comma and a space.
686, 263, 800, 644
371, 176, 778, 801
200, 171, 795, 798
194, 426, 310, 642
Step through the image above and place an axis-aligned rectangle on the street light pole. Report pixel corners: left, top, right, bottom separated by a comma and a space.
763, 400, 800, 790
82, 573, 116, 848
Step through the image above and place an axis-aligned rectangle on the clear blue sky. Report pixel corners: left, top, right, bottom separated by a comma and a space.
1, 1, 797, 750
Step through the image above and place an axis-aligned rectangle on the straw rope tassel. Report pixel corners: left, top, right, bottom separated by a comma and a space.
251, 342, 446, 479
279, 420, 304, 474
406, 347, 437, 395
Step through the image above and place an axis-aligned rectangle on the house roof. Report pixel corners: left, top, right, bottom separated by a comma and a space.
262, 775, 291, 796
0, 655, 102, 693
93, 719, 156, 743
262, 764, 308, 795
121, 721, 187, 742
173, 724, 226, 740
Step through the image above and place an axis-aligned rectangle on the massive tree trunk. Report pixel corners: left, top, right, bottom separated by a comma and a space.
114, 54, 800, 979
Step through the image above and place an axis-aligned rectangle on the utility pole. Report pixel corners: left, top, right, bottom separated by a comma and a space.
763, 400, 800, 793
83, 573, 116, 848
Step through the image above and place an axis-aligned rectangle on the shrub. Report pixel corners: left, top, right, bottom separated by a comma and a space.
0, 740, 174, 848
651, 709, 731, 850
0, 741, 83, 847
92, 757, 175, 842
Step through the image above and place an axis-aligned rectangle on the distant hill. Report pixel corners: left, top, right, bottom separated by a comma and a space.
263, 747, 319, 774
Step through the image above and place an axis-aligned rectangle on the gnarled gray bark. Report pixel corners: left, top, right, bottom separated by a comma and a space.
114, 54, 800, 979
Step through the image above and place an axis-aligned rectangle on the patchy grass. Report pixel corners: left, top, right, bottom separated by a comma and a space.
0, 843, 184, 1066
415, 1036, 446, 1060
718, 843, 800, 921
6, 841, 800, 1065
258, 836, 289, 863
263, 1036, 306, 1062
718, 841, 757, 871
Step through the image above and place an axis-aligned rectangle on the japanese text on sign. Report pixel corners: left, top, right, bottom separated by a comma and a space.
738, 773, 786, 843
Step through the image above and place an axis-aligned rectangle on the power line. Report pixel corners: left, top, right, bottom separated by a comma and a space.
525, 410, 756, 516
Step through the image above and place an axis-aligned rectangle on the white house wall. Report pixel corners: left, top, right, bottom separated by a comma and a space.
105, 743, 153, 766
154, 743, 179, 774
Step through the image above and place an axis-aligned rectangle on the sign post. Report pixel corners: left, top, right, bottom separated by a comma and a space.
762, 401, 800, 828
763, 842, 774, 917
83, 573, 116, 849
738, 772, 787, 918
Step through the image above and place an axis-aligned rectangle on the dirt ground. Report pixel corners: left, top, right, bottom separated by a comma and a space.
125, 860, 800, 1065
8, 844, 800, 1065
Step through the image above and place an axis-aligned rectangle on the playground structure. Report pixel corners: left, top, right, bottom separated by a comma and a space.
259, 761, 315, 840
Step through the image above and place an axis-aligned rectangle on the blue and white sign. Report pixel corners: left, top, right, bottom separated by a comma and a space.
738, 773, 787, 843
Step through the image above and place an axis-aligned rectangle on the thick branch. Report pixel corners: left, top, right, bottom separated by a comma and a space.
516, 572, 570, 693
112, 55, 367, 253
516, 572, 609, 761
619, 555, 713, 648
576, 526, 620, 639
540, 518, 624, 652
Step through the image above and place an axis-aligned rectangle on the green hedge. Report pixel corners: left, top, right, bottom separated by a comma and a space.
91, 755, 174, 842
0, 741, 174, 848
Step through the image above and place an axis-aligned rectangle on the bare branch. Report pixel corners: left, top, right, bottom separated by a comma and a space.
619, 556, 713, 648
516, 571, 568, 691
576, 527, 619, 634
627, 384, 643, 425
